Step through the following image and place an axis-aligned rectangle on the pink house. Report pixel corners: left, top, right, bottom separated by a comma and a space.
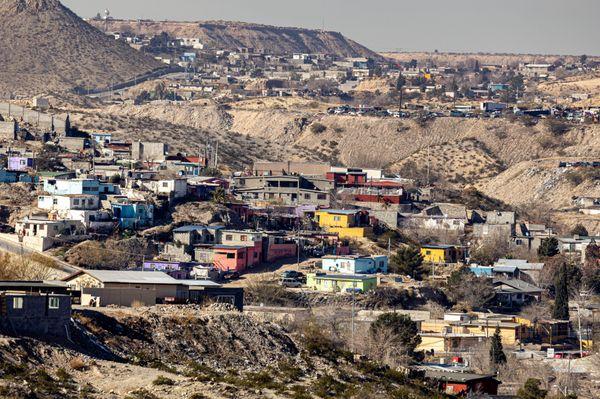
264, 235, 297, 262
211, 244, 262, 273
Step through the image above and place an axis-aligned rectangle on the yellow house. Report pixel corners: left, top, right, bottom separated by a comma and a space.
314, 209, 372, 239
418, 333, 488, 353
420, 318, 530, 346
420, 245, 459, 264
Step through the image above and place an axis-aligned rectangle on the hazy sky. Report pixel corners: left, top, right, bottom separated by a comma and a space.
63, 0, 600, 55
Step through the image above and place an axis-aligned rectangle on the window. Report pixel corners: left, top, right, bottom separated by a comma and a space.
240, 235, 247, 241
13, 297, 23, 309
317, 194, 327, 200
268, 193, 275, 199
226, 253, 235, 259
225, 235, 233, 241
73, 199, 79, 206
426, 250, 431, 255
333, 216, 341, 222
52, 198, 58, 205
304, 194, 310, 200
48, 297, 60, 309
162, 182, 169, 188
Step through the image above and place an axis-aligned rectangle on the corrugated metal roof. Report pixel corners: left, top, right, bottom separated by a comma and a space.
83, 270, 178, 285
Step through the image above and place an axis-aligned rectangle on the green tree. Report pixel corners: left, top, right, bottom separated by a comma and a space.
389, 246, 424, 279
517, 378, 547, 399
446, 268, 495, 310
538, 237, 559, 258
489, 326, 507, 369
571, 224, 589, 237
552, 262, 570, 320
211, 187, 227, 205
369, 313, 421, 359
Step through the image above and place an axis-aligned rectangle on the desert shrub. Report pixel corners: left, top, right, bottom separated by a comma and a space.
69, 357, 87, 371
310, 122, 327, 134
546, 118, 571, 136
55, 368, 72, 383
301, 321, 350, 363
152, 375, 175, 386
245, 278, 297, 306
184, 362, 222, 383
311, 374, 352, 398
124, 389, 160, 399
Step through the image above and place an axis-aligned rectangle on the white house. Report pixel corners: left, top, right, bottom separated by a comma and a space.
38, 194, 99, 211
321, 254, 388, 274
141, 179, 188, 199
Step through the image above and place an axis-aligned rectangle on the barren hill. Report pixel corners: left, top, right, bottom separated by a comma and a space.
0, 0, 162, 96
89, 18, 379, 58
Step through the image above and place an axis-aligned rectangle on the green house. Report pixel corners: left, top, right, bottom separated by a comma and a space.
306, 273, 378, 293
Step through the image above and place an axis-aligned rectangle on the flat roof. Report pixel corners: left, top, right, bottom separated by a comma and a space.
316, 209, 359, 215
66, 270, 178, 285
424, 370, 497, 383
173, 225, 207, 232
421, 244, 456, 249
0, 280, 67, 288
212, 245, 246, 250
312, 274, 377, 281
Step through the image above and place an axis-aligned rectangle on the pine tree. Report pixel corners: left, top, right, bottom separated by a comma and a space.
389, 246, 424, 279
517, 378, 547, 399
489, 326, 507, 369
552, 262, 570, 320
538, 237, 559, 258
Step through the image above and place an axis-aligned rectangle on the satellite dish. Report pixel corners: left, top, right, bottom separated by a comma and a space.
103, 9, 110, 20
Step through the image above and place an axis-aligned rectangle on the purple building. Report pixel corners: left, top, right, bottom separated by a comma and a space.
8, 156, 35, 172
142, 261, 197, 279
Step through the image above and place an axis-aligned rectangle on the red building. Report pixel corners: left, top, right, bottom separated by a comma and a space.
425, 371, 500, 396
326, 171, 367, 186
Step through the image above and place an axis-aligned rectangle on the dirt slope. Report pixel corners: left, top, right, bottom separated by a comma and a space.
89, 19, 379, 58
480, 158, 600, 208
0, 0, 161, 96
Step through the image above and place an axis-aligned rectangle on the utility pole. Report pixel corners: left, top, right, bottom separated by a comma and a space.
426, 145, 431, 186
351, 281, 356, 353
214, 141, 219, 168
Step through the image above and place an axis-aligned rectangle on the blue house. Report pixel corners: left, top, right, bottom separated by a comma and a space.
469, 265, 493, 277
488, 83, 509, 93
111, 202, 154, 229
0, 169, 18, 183
321, 254, 388, 274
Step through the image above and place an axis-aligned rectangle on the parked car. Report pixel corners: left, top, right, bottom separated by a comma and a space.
281, 270, 304, 279
281, 278, 303, 288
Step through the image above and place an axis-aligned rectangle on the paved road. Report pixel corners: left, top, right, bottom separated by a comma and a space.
0, 102, 66, 131
0, 236, 80, 276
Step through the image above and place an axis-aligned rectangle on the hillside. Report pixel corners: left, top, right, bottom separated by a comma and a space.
88, 19, 379, 58
381, 51, 600, 67
0, 0, 162, 96
480, 158, 600, 209
0, 306, 447, 398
